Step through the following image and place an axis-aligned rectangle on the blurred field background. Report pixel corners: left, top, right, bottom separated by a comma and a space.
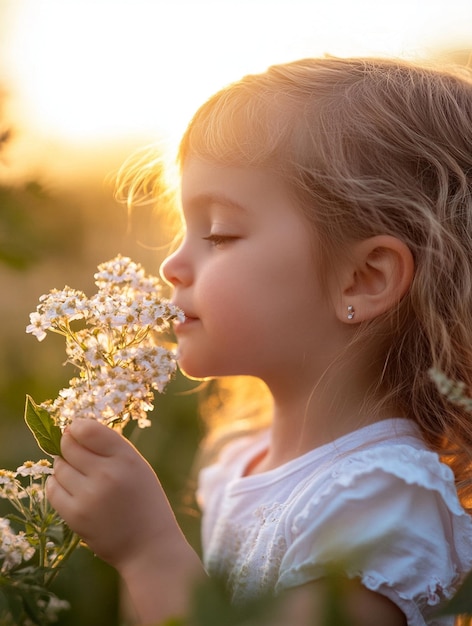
0, 0, 471, 624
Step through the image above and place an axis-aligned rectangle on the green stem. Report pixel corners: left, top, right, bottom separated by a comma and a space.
45, 533, 81, 587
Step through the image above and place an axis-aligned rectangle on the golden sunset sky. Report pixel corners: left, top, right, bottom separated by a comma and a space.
0, 0, 471, 183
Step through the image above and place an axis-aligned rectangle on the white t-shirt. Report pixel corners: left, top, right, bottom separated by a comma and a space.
197, 419, 472, 626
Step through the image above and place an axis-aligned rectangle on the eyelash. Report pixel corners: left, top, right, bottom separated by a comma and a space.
202, 234, 238, 247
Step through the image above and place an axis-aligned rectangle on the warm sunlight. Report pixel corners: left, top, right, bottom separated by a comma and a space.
1, 0, 472, 179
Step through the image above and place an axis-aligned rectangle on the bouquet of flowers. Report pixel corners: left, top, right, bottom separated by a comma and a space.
0, 255, 183, 624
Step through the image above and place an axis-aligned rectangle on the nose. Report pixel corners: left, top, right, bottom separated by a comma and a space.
160, 242, 191, 288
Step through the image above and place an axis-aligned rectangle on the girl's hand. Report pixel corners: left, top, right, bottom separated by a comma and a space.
47, 418, 172, 567
46, 419, 204, 623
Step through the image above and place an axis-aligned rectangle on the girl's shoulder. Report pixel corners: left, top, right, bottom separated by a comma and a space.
328, 441, 461, 508
279, 435, 472, 626
287, 423, 472, 553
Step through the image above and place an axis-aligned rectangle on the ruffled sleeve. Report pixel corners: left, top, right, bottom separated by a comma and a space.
276, 446, 472, 626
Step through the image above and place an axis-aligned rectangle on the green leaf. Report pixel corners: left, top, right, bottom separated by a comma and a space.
24, 395, 62, 457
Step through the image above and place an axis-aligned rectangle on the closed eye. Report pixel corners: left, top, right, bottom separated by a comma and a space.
202, 234, 239, 248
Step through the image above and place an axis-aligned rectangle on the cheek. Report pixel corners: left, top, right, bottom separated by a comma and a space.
179, 247, 328, 378
174, 274, 248, 378
197, 274, 287, 361
198, 252, 317, 340
202, 284, 255, 343
195, 260, 246, 318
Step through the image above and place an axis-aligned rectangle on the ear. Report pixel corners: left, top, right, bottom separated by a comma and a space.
334, 235, 414, 323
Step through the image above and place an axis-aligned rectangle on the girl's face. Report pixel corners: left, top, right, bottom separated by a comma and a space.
160, 157, 342, 385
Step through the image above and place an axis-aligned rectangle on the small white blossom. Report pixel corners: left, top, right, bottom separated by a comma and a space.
26, 287, 89, 343
0, 469, 17, 485
0, 470, 21, 501
16, 459, 54, 479
26, 311, 49, 341
0, 518, 35, 572
24, 483, 46, 504
40, 595, 71, 621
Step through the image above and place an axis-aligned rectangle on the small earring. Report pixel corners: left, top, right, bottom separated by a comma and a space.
347, 305, 355, 320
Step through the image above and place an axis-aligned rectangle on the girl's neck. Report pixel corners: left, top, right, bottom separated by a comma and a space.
249, 370, 402, 475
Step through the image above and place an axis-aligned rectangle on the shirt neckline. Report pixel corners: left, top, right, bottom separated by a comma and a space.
233, 417, 424, 488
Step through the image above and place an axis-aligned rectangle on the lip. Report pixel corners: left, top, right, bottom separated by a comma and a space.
173, 315, 199, 334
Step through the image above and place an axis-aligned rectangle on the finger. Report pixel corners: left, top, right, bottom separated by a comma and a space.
60, 429, 97, 473
51, 455, 88, 495
46, 471, 78, 512
46, 472, 68, 503
60, 427, 101, 472
46, 474, 92, 543
66, 418, 127, 457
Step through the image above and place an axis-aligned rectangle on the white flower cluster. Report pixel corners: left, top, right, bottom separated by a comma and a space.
0, 461, 53, 573
0, 519, 34, 573
0, 460, 71, 623
26, 255, 184, 430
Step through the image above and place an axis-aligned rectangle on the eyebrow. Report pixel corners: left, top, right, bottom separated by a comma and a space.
187, 193, 249, 214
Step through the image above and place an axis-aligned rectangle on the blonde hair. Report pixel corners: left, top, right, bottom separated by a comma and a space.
176, 56, 472, 510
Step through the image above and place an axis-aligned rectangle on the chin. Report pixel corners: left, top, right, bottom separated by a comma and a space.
177, 358, 241, 382
177, 360, 216, 381
178, 369, 213, 382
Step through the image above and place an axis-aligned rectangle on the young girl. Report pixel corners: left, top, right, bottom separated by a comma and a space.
46, 57, 472, 626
